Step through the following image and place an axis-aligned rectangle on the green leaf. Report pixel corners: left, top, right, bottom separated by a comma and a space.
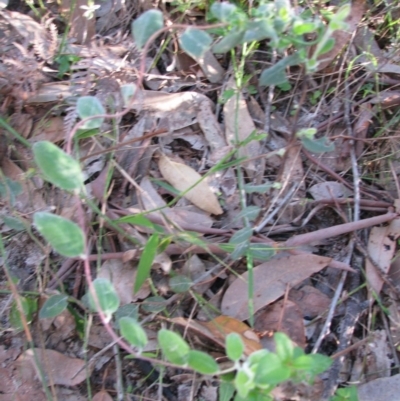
213, 30, 244, 53
219, 381, 236, 401
187, 350, 219, 374
274, 332, 294, 362
302, 353, 332, 375
235, 206, 260, 222
39, 294, 68, 319
9, 297, 37, 331
234, 369, 255, 398
0, 177, 22, 205
292, 20, 318, 35
259, 54, 300, 87
243, 183, 275, 194
114, 304, 139, 329
331, 386, 359, 401
169, 275, 192, 293
119, 317, 148, 350
88, 278, 120, 322
116, 214, 156, 230
242, 20, 277, 43
255, 353, 291, 386
229, 227, 252, 260
300, 136, 335, 153
141, 296, 167, 313
248, 244, 275, 261
33, 141, 84, 191
179, 28, 212, 59
34, 212, 85, 258
132, 9, 164, 49
76, 96, 105, 129
315, 37, 335, 57
2, 215, 25, 231
226, 333, 244, 361
134, 234, 159, 293
121, 83, 137, 107
210, 2, 237, 22
158, 329, 190, 365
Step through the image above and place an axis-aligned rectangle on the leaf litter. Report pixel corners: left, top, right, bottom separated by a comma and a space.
1, 1, 400, 400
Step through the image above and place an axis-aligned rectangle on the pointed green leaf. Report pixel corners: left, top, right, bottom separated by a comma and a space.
255, 352, 291, 386
169, 275, 192, 293
132, 9, 164, 49
33, 141, 84, 191
119, 317, 148, 350
274, 332, 294, 362
179, 28, 212, 59
134, 234, 159, 293
39, 294, 68, 319
210, 2, 237, 22
300, 136, 335, 153
34, 212, 85, 257
158, 329, 190, 365
213, 30, 244, 53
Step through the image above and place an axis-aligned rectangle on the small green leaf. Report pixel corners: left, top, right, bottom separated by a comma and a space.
219, 381, 236, 401
114, 304, 139, 329
259, 54, 300, 87
141, 296, 167, 313
248, 244, 275, 261
210, 2, 237, 22
293, 20, 318, 35
229, 227, 252, 245
9, 297, 37, 331
158, 329, 190, 365
88, 278, 120, 322
242, 20, 277, 43
331, 386, 358, 401
226, 333, 244, 361
34, 212, 85, 257
243, 183, 275, 194
187, 350, 219, 374
2, 215, 25, 231
119, 317, 148, 350
33, 141, 84, 191
235, 206, 260, 221
213, 30, 244, 53
169, 275, 192, 293
39, 294, 68, 319
234, 369, 255, 398
134, 234, 159, 293
121, 84, 137, 107
300, 136, 335, 153
0, 177, 22, 205
315, 37, 335, 57
179, 28, 212, 59
255, 353, 291, 386
76, 96, 105, 129
274, 332, 294, 362
132, 9, 164, 49
300, 353, 332, 375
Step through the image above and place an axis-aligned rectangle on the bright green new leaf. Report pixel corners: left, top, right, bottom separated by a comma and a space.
76, 96, 105, 129
119, 317, 148, 350
134, 234, 159, 294
88, 278, 120, 322
274, 332, 294, 362
169, 275, 192, 293
234, 369, 255, 398
39, 294, 68, 319
158, 329, 190, 365
132, 9, 163, 49
187, 350, 219, 375
226, 333, 244, 361
34, 212, 85, 258
255, 353, 291, 386
179, 28, 212, 59
315, 37, 335, 57
293, 20, 318, 35
33, 141, 84, 191
331, 386, 358, 401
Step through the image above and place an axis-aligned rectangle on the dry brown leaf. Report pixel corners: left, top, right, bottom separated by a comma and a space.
172, 316, 261, 356
288, 285, 331, 318
98, 259, 150, 304
221, 254, 332, 321
315, 0, 365, 71
254, 299, 306, 348
194, 50, 225, 84
158, 153, 223, 215
365, 216, 400, 296
30, 116, 65, 143
308, 181, 352, 201
16, 348, 87, 386
223, 78, 260, 178
92, 390, 114, 401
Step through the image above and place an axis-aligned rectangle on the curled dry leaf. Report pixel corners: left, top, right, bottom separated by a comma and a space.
158, 153, 223, 215
221, 254, 332, 321
366, 216, 400, 297
92, 390, 114, 401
